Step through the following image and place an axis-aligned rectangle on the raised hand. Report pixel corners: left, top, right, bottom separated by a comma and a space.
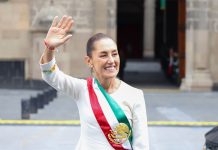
44, 15, 74, 50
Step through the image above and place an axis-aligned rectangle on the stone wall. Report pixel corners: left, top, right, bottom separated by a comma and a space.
0, 0, 116, 80
0, 0, 30, 60
186, 0, 218, 84
181, 0, 213, 91
29, 0, 116, 79
208, 0, 218, 84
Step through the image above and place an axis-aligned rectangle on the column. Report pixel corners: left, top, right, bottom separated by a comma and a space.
107, 0, 117, 41
94, 0, 107, 34
143, 0, 156, 58
180, 0, 213, 91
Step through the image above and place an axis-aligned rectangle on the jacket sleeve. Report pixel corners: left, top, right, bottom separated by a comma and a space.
132, 90, 149, 150
39, 57, 85, 100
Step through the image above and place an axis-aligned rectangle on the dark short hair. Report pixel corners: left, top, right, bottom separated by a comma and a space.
86, 33, 111, 57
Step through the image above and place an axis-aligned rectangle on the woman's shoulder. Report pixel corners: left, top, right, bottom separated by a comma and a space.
120, 80, 143, 95
118, 81, 145, 106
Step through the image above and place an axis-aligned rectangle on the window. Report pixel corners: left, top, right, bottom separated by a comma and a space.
0, 0, 8, 2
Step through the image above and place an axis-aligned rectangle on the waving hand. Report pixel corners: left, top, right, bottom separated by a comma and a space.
44, 15, 74, 50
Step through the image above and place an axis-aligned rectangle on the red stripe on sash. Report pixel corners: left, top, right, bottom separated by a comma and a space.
87, 78, 125, 150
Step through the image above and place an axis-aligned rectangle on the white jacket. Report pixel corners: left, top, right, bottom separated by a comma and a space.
40, 58, 149, 150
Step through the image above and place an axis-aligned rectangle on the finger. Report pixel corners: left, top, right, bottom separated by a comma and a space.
61, 34, 72, 43
65, 20, 74, 32
51, 16, 58, 27
60, 16, 70, 29
57, 15, 67, 28
62, 16, 72, 29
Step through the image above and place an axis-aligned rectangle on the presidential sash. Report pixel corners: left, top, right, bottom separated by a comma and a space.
87, 77, 132, 150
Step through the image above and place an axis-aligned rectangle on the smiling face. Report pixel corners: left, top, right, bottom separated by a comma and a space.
86, 38, 120, 80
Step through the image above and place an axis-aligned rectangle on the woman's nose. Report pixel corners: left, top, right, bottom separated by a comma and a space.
107, 55, 114, 63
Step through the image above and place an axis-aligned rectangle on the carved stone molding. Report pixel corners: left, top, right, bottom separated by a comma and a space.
30, 0, 94, 31
107, 0, 116, 28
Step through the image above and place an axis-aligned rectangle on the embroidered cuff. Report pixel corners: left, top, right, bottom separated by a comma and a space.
40, 58, 57, 74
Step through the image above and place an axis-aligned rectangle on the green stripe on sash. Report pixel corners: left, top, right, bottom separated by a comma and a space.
95, 79, 133, 144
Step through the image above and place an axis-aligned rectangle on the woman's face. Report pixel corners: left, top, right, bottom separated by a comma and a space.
89, 38, 120, 80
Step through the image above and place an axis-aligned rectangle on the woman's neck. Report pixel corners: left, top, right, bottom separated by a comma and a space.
96, 76, 120, 94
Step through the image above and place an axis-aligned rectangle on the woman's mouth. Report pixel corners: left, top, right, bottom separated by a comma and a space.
105, 66, 116, 72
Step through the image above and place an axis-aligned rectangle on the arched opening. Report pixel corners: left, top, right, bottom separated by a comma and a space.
155, 0, 186, 83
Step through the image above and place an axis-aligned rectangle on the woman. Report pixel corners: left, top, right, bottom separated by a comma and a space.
40, 15, 149, 150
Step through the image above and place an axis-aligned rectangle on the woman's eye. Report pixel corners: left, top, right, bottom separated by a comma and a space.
100, 55, 107, 58
112, 53, 118, 57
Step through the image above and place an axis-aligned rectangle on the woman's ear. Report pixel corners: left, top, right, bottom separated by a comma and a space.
84, 56, 93, 68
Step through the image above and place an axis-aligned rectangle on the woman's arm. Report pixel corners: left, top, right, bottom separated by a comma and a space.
132, 90, 150, 150
40, 15, 74, 64
40, 57, 85, 100
39, 16, 85, 100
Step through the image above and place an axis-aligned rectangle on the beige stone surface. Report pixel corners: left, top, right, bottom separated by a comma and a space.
0, 1, 30, 60
0, 0, 115, 80
0, 3, 29, 30
144, 0, 155, 58
181, 0, 216, 91
209, 32, 218, 83
209, 0, 218, 83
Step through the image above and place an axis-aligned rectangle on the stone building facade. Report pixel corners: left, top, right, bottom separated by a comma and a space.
0, 0, 218, 91
0, 0, 116, 81
180, 0, 218, 91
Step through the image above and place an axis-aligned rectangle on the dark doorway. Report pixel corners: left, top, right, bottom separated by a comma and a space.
117, 0, 144, 59
155, 0, 185, 83
155, 0, 179, 58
